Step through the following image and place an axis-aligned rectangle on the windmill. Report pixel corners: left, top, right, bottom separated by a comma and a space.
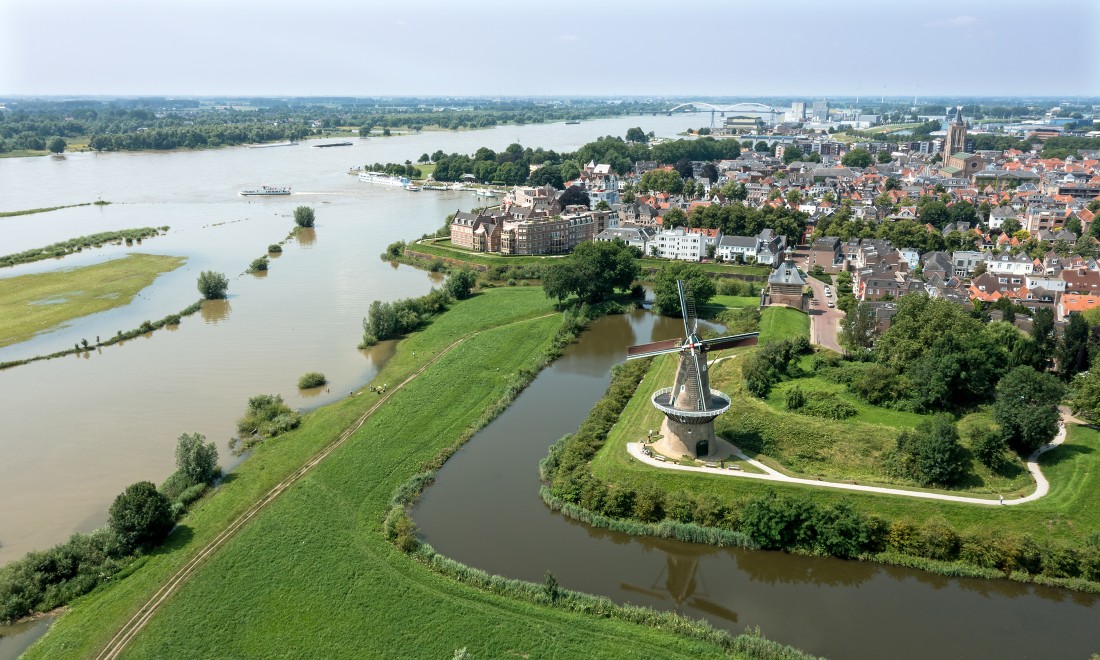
626, 281, 759, 459
621, 541, 738, 623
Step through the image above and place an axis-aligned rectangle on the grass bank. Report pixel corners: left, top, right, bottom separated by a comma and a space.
0, 253, 185, 349
0, 202, 98, 218
0, 226, 164, 268
27, 288, 791, 659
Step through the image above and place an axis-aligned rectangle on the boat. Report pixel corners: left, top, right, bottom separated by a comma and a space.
423, 184, 448, 191
312, 141, 353, 148
246, 141, 299, 149
404, 184, 422, 192
239, 185, 291, 196
473, 189, 498, 198
565, 120, 580, 125
358, 171, 411, 187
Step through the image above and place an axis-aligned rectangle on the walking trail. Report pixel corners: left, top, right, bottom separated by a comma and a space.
93, 312, 554, 660
629, 355, 1071, 507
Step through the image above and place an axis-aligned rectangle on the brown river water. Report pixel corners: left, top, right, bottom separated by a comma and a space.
1, 115, 1098, 658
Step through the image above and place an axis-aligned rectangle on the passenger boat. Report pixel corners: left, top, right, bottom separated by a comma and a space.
404, 184, 422, 192
358, 171, 411, 187
239, 185, 291, 196
312, 141, 353, 148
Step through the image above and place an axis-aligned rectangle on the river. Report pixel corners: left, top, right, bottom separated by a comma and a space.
415, 310, 1100, 659
1, 113, 1097, 658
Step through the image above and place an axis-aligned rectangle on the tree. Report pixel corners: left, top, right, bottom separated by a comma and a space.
639, 169, 683, 194
841, 148, 873, 168
1031, 307, 1056, 367
1056, 312, 1090, 379
558, 185, 590, 209
293, 206, 315, 228
662, 207, 687, 228
699, 163, 719, 183
444, 269, 477, 300
109, 481, 174, 554
754, 140, 770, 153
888, 414, 968, 487
197, 270, 229, 300
876, 150, 892, 164
782, 145, 803, 164
1071, 369, 1100, 423
527, 165, 563, 189
541, 239, 639, 305
625, 127, 648, 143
47, 137, 66, 154
652, 263, 716, 317
993, 366, 1066, 455
839, 302, 878, 355
418, 153, 430, 163
175, 432, 219, 486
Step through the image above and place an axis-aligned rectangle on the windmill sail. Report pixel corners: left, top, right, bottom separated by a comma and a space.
700, 333, 760, 353
678, 281, 698, 336
691, 351, 708, 411
626, 338, 682, 360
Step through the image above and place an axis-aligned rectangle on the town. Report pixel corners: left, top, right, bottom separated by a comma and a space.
443, 102, 1100, 329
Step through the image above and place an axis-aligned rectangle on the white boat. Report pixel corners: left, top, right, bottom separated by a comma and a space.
473, 189, 497, 198
246, 141, 299, 149
240, 185, 291, 196
404, 184, 421, 192
358, 171, 411, 187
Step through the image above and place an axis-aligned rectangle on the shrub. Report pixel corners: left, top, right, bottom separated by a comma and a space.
235, 394, 301, 443
175, 432, 219, 486
885, 414, 969, 487
444, 269, 477, 300
970, 426, 1009, 470
197, 270, 229, 299
267, 243, 283, 253
163, 313, 182, 326
293, 205, 315, 228
800, 392, 856, 420
382, 240, 405, 260
785, 386, 805, 410
108, 481, 174, 554
248, 256, 268, 272
916, 517, 961, 561
298, 371, 327, 389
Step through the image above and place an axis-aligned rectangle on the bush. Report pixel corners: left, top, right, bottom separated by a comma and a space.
360, 288, 452, 347
175, 432, 219, 486
267, 243, 283, 253
197, 270, 229, 299
885, 414, 969, 487
108, 481, 174, 554
785, 386, 805, 410
235, 394, 301, 444
248, 256, 268, 272
799, 392, 856, 420
293, 205, 315, 228
970, 426, 1009, 470
444, 269, 477, 300
298, 371, 327, 388
382, 240, 406, 260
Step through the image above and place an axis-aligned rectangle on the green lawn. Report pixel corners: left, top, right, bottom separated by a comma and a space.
409, 239, 560, 268
759, 307, 809, 342
0, 253, 185, 348
591, 338, 1100, 546
27, 288, 756, 659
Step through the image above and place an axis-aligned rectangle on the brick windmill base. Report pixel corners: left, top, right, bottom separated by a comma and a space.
654, 416, 719, 459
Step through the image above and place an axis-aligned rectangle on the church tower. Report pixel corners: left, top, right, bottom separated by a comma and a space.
942, 106, 966, 166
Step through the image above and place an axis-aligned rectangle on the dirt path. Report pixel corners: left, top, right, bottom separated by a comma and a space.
95, 313, 555, 660
805, 275, 844, 352
629, 409, 1073, 507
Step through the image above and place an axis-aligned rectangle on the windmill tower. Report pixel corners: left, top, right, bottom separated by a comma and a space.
626, 281, 759, 459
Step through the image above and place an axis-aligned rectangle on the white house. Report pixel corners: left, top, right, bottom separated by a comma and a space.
985, 251, 1034, 276
652, 227, 703, 261
594, 227, 653, 254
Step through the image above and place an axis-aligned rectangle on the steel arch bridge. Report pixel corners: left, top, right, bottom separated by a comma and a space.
667, 102, 780, 113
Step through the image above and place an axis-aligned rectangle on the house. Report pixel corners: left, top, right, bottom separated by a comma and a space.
651, 227, 704, 261
717, 235, 759, 262
594, 227, 653, 254
985, 251, 1034, 276
923, 251, 954, 279
1058, 294, 1100, 321
807, 236, 843, 273
450, 209, 501, 252
1062, 268, 1100, 294
951, 250, 984, 276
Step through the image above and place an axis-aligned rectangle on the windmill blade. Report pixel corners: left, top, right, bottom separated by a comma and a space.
692, 351, 708, 411
627, 338, 682, 359
677, 280, 693, 339
687, 597, 739, 623
620, 583, 668, 601
700, 332, 760, 353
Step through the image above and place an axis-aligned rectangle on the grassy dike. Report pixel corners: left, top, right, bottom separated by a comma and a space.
26, 288, 794, 659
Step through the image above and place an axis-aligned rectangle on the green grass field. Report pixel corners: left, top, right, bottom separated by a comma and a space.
591, 321, 1100, 546
26, 288, 755, 659
758, 307, 809, 343
0, 253, 185, 348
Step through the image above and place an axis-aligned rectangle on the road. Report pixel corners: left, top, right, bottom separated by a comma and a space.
805, 274, 844, 352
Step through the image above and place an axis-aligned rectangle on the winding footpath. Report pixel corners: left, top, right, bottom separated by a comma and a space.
630, 352, 1072, 506
629, 409, 1071, 507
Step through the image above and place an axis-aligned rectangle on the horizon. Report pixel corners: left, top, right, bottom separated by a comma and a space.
2, 0, 1097, 98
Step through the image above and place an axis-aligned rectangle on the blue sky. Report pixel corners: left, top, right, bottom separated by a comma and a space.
2, 0, 1097, 97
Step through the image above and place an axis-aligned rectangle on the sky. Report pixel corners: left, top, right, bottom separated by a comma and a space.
2, 0, 1098, 98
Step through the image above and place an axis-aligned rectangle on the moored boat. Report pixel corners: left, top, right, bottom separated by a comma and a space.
313, 141, 353, 148
358, 171, 411, 187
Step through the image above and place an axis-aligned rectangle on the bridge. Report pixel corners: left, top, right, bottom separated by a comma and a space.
666, 101, 780, 114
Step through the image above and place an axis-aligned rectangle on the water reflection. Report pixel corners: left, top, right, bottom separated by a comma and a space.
427, 271, 445, 284
359, 338, 397, 366
0, 616, 54, 660
199, 299, 232, 323
250, 270, 268, 279
299, 385, 327, 399
295, 228, 317, 247
620, 540, 739, 623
